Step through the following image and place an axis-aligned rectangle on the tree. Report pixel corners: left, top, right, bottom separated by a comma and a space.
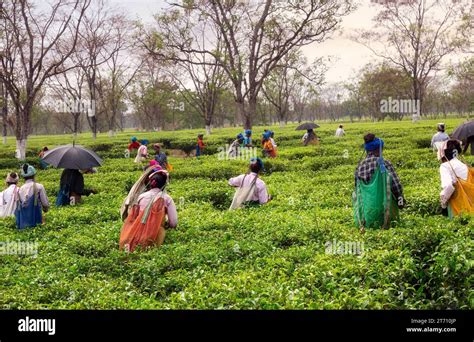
98, 14, 141, 136
292, 77, 319, 123
356, 0, 471, 116
0, 0, 91, 159
344, 80, 364, 121
448, 57, 474, 114
48, 66, 88, 138
262, 50, 325, 126
146, 0, 353, 129
76, 0, 125, 139
130, 57, 177, 131
358, 63, 412, 120
0, 80, 9, 144
146, 13, 229, 135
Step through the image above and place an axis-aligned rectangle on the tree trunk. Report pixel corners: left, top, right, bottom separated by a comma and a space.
413, 78, 423, 116
73, 113, 80, 139
87, 114, 98, 140
245, 96, 258, 130
16, 138, 27, 160
15, 105, 30, 161
205, 115, 212, 135
236, 99, 250, 129
1, 82, 7, 144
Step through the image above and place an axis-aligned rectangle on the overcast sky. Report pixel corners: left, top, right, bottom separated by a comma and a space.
33, 0, 466, 83
108, 0, 382, 83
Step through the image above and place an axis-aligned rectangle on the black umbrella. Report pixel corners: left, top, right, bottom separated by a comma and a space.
296, 122, 320, 131
42, 144, 103, 170
451, 120, 474, 141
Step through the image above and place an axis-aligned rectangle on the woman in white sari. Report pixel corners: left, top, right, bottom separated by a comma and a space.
0, 172, 20, 218
134, 140, 149, 164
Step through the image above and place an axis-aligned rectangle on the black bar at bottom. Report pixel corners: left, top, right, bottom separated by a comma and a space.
0, 310, 471, 341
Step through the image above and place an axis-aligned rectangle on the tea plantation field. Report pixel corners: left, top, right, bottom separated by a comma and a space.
0, 119, 472, 309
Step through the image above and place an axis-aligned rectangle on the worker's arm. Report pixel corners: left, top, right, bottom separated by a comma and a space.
257, 181, 270, 204
38, 185, 50, 212
228, 175, 244, 187
385, 160, 405, 208
439, 164, 456, 209
165, 197, 178, 228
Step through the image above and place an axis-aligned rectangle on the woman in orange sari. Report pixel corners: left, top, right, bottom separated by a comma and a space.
262, 131, 277, 158
120, 170, 177, 252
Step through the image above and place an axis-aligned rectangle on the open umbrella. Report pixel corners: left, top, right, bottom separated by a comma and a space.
42, 144, 103, 170
451, 120, 474, 142
296, 122, 320, 131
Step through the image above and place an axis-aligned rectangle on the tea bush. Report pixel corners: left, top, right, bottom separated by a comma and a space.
0, 118, 472, 309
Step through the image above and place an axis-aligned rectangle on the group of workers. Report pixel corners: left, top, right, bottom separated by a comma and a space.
128, 136, 171, 170
1, 122, 473, 251
431, 122, 474, 155
129, 135, 206, 163
0, 164, 50, 229
0, 163, 100, 228
228, 129, 278, 159
430, 123, 474, 216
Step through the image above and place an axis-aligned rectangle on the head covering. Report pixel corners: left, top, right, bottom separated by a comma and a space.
149, 169, 168, 178
245, 130, 252, 136
149, 169, 168, 183
364, 137, 384, 152
236, 133, 244, 140
437, 139, 463, 161
437, 123, 445, 132
250, 157, 264, 172
153, 143, 161, 150
20, 164, 36, 178
6, 172, 19, 184
263, 131, 271, 139
148, 160, 163, 171
437, 140, 448, 161
148, 169, 169, 190
140, 139, 149, 145
131, 136, 138, 142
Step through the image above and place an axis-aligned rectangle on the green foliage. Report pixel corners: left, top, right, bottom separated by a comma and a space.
0, 118, 472, 309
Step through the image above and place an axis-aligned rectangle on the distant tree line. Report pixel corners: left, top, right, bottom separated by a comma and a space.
0, 0, 471, 159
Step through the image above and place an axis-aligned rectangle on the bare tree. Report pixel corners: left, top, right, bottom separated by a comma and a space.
0, 0, 90, 159
48, 65, 87, 138
262, 50, 325, 126
171, 61, 227, 135
76, 0, 126, 139
98, 15, 141, 136
130, 55, 177, 131
0, 80, 9, 144
143, 9, 229, 135
356, 0, 471, 116
146, 0, 353, 129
